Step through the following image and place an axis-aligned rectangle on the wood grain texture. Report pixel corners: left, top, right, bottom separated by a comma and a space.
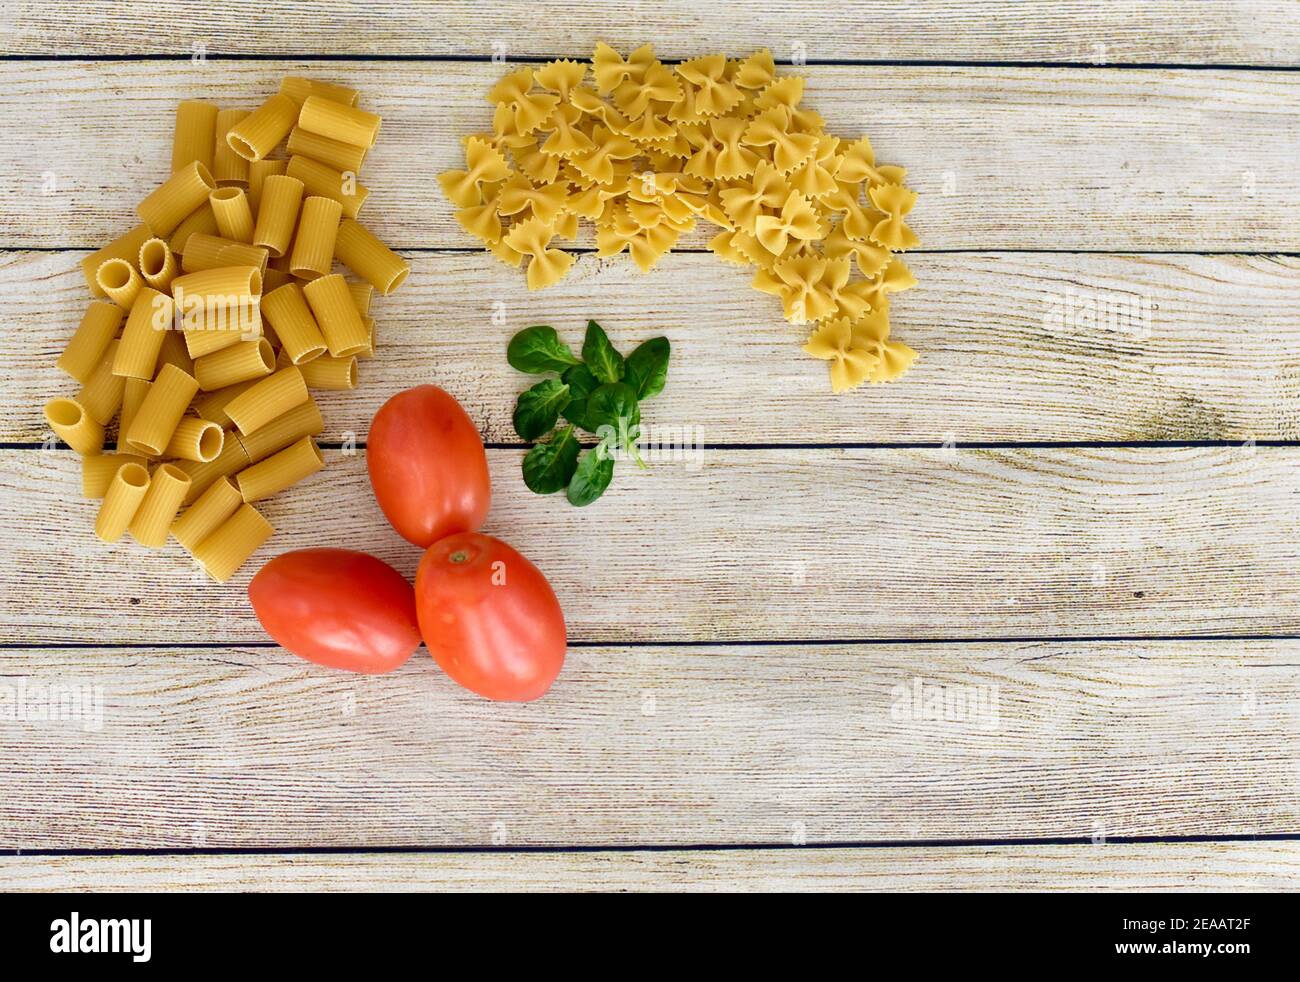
4, 842, 1296, 892
2, 62, 1297, 250
0, 640, 1295, 848
2, 1, 1297, 65
2, 447, 1299, 644
12, 251, 1300, 444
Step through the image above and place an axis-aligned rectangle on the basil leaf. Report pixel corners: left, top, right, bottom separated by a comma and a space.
586, 382, 641, 448
521, 425, 579, 494
581, 319, 625, 383
508, 325, 581, 374
566, 444, 615, 507
624, 336, 670, 400
513, 378, 571, 441
560, 364, 599, 432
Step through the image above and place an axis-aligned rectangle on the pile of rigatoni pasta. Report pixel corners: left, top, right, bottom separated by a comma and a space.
46, 76, 409, 582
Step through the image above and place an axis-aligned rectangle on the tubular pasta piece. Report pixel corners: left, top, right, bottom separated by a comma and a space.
235, 436, 324, 502
44, 397, 103, 455
172, 476, 244, 553
57, 302, 124, 383
95, 463, 151, 543
192, 503, 273, 583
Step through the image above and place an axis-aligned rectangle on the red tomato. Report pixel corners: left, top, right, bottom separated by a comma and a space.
367, 385, 491, 547
249, 549, 422, 674
415, 532, 566, 702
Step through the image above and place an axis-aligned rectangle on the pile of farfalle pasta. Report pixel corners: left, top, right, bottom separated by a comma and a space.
47, 77, 409, 582
441, 43, 919, 392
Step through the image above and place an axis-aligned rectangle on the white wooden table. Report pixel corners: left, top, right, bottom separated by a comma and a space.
1, 0, 1298, 891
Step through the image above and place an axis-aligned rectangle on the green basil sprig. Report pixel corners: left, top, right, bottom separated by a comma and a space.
508, 321, 670, 507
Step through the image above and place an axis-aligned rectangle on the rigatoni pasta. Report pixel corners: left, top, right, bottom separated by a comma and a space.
252, 175, 304, 258
82, 452, 147, 499
279, 76, 359, 107
334, 219, 410, 295
44, 397, 104, 455
194, 337, 275, 391
96, 258, 143, 309
128, 463, 192, 547
138, 237, 179, 292
57, 302, 124, 383
51, 75, 402, 583
121, 363, 199, 457
247, 158, 288, 215
226, 93, 298, 162
302, 273, 369, 357
192, 503, 273, 582
223, 365, 308, 434
177, 437, 250, 505
171, 100, 219, 174
209, 187, 256, 243
113, 288, 173, 380
235, 436, 324, 502
77, 341, 126, 425
95, 463, 151, 543
171, 476, 244, 553
137, 161, 216, 237
164, 416, 225, 463
260, 282, 327, 364
212, 109, 251, 187
234, 397, 323, 463
298, 95, 380, 149
81, 225, 151, 297
286, 127, 366, 174
288, 195, 341, 279
285, 155, 369, 219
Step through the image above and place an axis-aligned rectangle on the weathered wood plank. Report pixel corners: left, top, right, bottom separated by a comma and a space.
2, 1, 1296, 66
0, 640, 1295, 848
3, 842, 1296, 892
12, 251, 1300, 443
2, 62, 1297, 250
2, 448, 1298, 644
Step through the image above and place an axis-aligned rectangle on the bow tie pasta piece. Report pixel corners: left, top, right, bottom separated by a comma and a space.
540, 104, 597, 158
734, 48, 777, 90
753, 191, 824, 257
742, 108, 820, 174
446, 46, 921, 389
570, 125, 640, 185
488, 67, 561, 135
535, 59, 587, 99
503, 216, 575, 290
612, 62, 684, 118
439, 136, 511, 208
592, 42, 657, 94
802, 317, 881, 393
496, 176, 571, 226
868, 183, 920, 251
676, 55, 743, 117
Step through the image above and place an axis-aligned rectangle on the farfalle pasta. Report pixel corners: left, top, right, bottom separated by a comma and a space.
441, 44, 920, 391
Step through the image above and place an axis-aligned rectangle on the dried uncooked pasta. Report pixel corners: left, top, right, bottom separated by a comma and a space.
442, 43, 919, 390
48, 75, 405, 581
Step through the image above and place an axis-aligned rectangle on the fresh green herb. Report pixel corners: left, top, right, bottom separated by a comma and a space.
624, 336, 671, 400
507, 325, 582, 374
508, 320, 671, 506
586, 382, 641, 451
581, 320, 625, 383
567, 442, 616, 507
522, 425, 580, 494
512, 378, 571, 441
560, 363, 599, 431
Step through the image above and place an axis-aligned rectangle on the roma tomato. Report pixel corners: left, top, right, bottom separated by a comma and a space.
249, 549, 422, 674
415, 532, 566, 702
367, 385, 491, 547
